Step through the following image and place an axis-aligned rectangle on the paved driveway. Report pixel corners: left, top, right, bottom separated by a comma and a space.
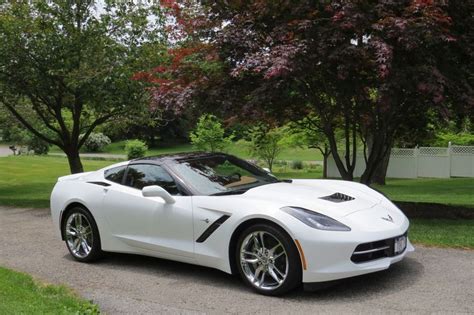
0, 207, 472, 314
0, 145, 11, 157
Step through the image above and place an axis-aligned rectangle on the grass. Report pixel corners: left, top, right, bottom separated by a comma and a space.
49, 140, 324, 161
0, 156, 110, 208
409, 219, 474, 249
374, 178, 474, 207
1, 155, 473, 208
0, 266, 99, 314
1, 155, 473, 249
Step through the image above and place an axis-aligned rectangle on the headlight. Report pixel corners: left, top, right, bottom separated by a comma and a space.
281, 206, 351, 231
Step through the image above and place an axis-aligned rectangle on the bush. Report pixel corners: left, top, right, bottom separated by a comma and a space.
125, 139, 148, 159
290, 160, 303, 170
9, 127, 49, 155
274, 160, 288, 167
432, 132, 474, 146
83, 132, 111, 152
28, 136, 49, 155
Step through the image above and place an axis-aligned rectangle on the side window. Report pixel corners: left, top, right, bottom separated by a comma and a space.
124, 164, 180, 195
104, 166, 126, 184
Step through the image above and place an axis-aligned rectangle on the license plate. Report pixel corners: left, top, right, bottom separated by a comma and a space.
394, 236, 407, 254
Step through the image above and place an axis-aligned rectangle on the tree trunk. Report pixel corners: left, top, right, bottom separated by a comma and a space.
321, 144, 330, 179
65, 147, 84, 174
360, 135, 392, 185
372, 147, 391, 185
325, 127, 354, 181
322, 153, 328, 178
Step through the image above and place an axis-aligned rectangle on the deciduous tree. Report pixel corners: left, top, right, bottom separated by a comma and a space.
0, 1, 166, 173
138, 0, 473, 184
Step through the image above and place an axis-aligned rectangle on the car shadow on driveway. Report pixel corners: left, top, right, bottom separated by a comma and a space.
63, 251, 423, 300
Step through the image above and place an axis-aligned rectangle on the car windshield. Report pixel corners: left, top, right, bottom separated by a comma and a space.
169, 155, 279, 196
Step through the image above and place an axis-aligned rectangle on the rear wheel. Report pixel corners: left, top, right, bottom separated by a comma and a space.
236, 223, 302, 295
63, 206, 102, 262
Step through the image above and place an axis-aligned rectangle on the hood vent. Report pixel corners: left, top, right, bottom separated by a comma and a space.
320, 192, 354, 203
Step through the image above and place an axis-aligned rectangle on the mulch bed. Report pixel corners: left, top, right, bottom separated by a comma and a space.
395, 201, 474, 220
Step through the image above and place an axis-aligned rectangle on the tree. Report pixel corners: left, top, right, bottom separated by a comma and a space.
288, 115, 334, 179
0, 1, 166, 173
190, 114, 234, 152
142, 0, 472, 185
247, 125, 289, 171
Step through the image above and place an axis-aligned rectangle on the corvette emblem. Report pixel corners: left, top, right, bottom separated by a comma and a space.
381, 214, 394, 223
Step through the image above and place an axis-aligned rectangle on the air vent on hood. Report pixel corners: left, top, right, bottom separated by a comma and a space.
320, 192, 354, 203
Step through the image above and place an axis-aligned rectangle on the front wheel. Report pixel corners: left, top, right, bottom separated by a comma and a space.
236, 223, 302, 295
63, 206, 102, 262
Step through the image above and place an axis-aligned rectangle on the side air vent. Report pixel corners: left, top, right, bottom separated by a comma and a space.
320, 192, 354, 203
87, 181, 111, 187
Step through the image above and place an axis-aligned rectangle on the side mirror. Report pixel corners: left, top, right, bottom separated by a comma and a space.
142, 185, 175, 204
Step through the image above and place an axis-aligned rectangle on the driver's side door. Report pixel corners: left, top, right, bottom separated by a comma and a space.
102, 163, 194, 257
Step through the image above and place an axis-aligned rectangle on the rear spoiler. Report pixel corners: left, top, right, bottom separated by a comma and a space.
57, 171, 94, 182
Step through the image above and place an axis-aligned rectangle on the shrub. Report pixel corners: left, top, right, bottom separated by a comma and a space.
290, 160, 303, 170
83, 132, 111, 152
9, 127, 49, 155
432, 132, 474, 146
28, 136, 49, 155
274, 160, 288, 167
125, 139, 148, 159
190, 114, 234, 152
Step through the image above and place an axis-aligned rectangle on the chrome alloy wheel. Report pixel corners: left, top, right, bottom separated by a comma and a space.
65, 213, 93, 259
240, 231, 289, 290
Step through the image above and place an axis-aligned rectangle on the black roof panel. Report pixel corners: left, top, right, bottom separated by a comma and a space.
131, 151, 230, 164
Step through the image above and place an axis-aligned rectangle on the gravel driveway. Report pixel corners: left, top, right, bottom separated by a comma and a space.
0, 207, 472, 314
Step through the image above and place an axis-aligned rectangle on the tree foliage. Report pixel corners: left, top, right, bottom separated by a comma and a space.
247, 125, 289, 171
140, 0, 473, 184
0, 1, 167, 173
287, 115, 333, 178
190, 114, 234, 152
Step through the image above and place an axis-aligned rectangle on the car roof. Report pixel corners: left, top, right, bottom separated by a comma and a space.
131, 151, 232, 165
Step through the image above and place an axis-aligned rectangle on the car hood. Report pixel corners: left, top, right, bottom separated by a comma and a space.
241, 180, 383, 219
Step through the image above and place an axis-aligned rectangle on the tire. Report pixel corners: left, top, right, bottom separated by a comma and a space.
235, 223, 302, 296
62, 206, 102, 262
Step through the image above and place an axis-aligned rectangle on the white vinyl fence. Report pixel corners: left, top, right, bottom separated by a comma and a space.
327, 144, 474, 179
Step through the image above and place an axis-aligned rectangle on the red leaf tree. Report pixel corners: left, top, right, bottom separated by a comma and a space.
137, 0, 473, 184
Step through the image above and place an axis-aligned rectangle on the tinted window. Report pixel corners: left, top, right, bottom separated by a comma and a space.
124, 164, 180, 195
104, 166, 126, 184
170, 155, 278, 195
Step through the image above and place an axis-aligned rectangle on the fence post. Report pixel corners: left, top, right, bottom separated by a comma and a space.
414, 145, 419, 178
448, 141, 452, 178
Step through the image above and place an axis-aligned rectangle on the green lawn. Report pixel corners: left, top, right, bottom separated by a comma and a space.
0, 267, 99, 314
409, 219, 474, 249
0, 156, 110, 208
1, 155, 473, 208
374, 178, 474, 207
50, 140, 324, 161
1, 155, 473, 249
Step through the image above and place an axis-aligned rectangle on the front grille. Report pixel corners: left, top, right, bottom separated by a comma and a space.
351, 232, 407, 264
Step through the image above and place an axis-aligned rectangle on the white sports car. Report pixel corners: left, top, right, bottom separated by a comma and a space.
51, 152, 414, 295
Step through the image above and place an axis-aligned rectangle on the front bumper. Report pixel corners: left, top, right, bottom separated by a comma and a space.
299, 231, 414, 283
